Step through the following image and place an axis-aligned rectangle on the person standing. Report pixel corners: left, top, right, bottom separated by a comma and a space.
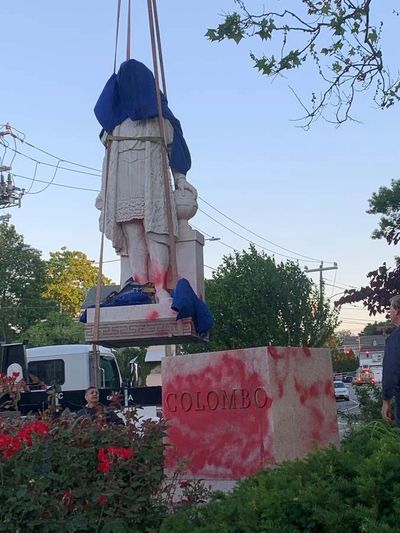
76, 386, 124, 425
381, 295, 400, 425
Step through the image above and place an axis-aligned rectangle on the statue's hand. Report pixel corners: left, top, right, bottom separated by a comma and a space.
176, 177, 197, 199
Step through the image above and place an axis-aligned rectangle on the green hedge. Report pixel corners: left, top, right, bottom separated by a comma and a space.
0, 414, 166, 532
161, 422, 400, 533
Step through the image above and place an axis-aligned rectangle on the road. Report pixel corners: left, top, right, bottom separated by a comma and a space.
335, 384, 359, 440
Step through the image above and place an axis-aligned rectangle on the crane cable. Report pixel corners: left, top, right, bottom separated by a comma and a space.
92, 0, 122, 355
93, 0, 178, 350
147, 0, 178, 287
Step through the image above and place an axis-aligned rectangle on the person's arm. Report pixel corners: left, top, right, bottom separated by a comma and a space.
381, 399, 393, 421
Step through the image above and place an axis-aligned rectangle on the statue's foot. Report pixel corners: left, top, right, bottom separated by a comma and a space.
156, 288, 171, 302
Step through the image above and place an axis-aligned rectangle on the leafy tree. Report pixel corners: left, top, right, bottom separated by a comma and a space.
367, 179, 400, 244
17, 312, 85, 347
113, 347, 149, 386
43, 247, 112, 317
0, 221, 56, 342
187, 246, 338, 352
336, 180, 400, 314
207, 1, 399, 126
359, 320, 391, 335
331, 349, 358, 373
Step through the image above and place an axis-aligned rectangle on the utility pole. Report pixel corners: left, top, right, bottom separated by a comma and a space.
0, 124, 24, 210
304, 262, 338, 311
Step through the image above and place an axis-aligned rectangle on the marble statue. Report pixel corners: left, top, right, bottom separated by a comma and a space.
94, 59, 197, 301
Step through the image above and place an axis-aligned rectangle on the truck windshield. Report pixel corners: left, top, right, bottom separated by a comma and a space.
28, 359, 65, 386
100, 356, 120, 389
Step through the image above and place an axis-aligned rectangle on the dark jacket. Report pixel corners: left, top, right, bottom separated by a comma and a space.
76, 404, 124, 425
382, 326, 400, 400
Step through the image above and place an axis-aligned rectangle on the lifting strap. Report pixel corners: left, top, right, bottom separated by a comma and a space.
92, 0, 178, 353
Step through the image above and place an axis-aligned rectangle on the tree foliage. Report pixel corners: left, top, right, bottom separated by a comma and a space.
336, 179, 400, 314
43, 247, 112, 317
17, 312, 85, 347
336, 262, 400, 315
331, 349, 358, 372
0, 222, 56, 342
207, 0, 399, 126
367, 178, 400, 244
187, 246, 338, 352
359, 320, 391, 335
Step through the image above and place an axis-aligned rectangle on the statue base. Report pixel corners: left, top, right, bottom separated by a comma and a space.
84, 299, 206, 348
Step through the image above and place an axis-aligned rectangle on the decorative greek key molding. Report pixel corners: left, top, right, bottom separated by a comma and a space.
85, 317, 202, 347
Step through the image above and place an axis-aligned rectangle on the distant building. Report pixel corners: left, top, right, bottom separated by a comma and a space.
341, 335, 360, 357
142, 345, 175, 386
358, 334, 386, 368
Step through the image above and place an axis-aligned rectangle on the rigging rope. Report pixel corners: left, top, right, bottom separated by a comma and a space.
113, 0, 122, 73
147, 0, 177, 288
152, 0, 167, 98
126, 0, 131, 61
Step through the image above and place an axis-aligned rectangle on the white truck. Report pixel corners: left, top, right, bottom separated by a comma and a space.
26, 344, 122, 392
0, 343, 161, 415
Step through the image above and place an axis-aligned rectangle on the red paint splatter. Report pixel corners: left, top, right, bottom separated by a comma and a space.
145, 310, 159, 320
303, 347, 312, 358
163, 351, 275, 479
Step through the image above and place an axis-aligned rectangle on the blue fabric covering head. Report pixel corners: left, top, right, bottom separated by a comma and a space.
94, 59, 191, 175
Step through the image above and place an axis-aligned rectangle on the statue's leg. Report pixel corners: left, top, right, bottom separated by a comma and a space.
147, 235, 170, 301
122, 220, 149, 284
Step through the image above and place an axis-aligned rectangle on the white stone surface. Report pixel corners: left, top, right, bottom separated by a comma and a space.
86, 298, 176, 323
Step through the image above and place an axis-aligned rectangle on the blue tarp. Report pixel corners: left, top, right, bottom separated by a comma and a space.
171, 278, 214, 337
94, 59, 191, 176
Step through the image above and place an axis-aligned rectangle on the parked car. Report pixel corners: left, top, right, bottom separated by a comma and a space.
334, 380, 350, 401
342, 375, 353, 383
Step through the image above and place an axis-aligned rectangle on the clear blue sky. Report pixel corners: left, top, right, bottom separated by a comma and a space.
2, 1, 399, 334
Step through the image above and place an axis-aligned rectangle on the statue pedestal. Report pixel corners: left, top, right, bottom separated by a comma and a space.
84, 298, 206, 348
162, 346, 339, 490
176, 228, 205, 299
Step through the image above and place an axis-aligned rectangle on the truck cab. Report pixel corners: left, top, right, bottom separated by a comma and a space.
26, 344, 122, 392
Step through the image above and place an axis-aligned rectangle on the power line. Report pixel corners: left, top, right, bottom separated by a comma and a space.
198, 207, 316, 263
14, 173, 99, 193
20, 138, 101, 172
4, 127, 339, 269
5, 145, 101, 177
199, 195, 331, 264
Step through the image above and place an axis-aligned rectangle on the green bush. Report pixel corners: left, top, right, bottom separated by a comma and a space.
161, 422, 400, 533
0, 413, 166, 532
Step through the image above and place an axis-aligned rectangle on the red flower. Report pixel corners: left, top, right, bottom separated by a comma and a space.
12, 371, 20, 378
97, 446, 134, 473
62, 489, 72, 501
179, 480, 189, 489
18, 420, 50, 446
3, 437, 21, 457
108, 447, 134, 460
98, 459, 111, 473
0, 434, 13, 450
97, 495, 107, 505
97, 448, 108, 462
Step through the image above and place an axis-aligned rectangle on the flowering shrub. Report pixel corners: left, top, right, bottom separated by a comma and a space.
0, 412, 167, 531
0, 371, 27, 411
